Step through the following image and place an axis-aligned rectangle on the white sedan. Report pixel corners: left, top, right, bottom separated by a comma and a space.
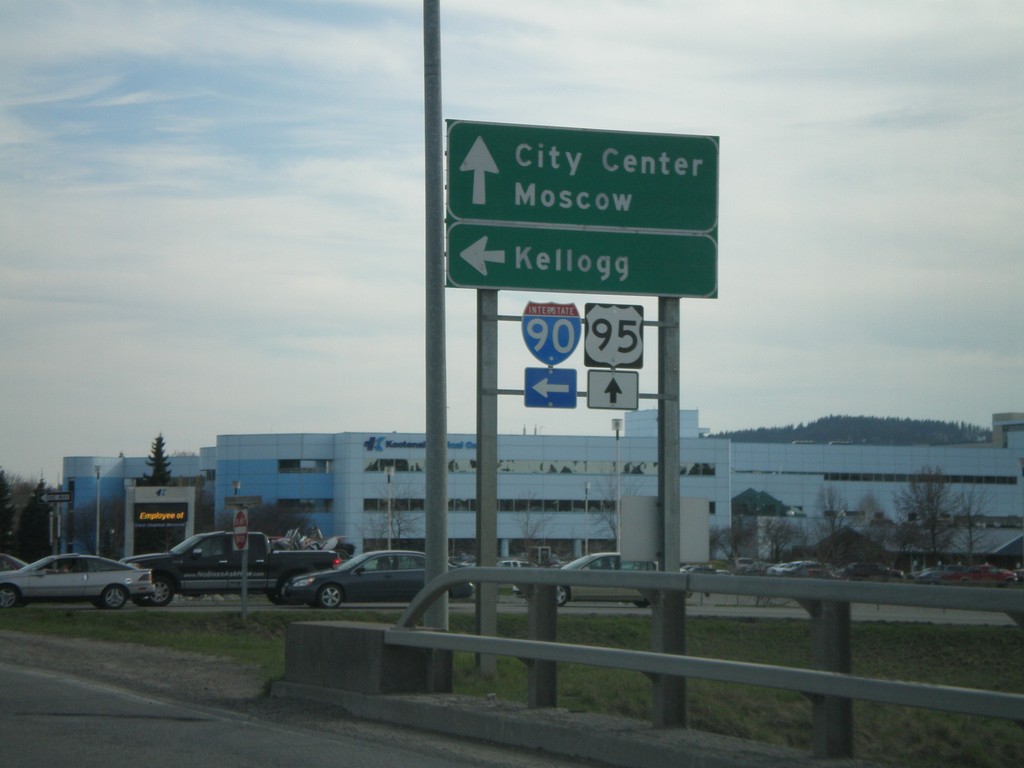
0, 554, 155, 610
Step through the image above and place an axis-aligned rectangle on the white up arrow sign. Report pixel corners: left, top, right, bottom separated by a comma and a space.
459, 136, 498, 205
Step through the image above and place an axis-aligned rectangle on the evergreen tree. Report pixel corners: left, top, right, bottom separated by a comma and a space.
142, 433, 172, 486
16, 479, 52, 561
0, 469, 16, 552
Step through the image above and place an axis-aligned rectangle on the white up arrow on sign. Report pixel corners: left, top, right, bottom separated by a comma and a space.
587, 370, 639, 410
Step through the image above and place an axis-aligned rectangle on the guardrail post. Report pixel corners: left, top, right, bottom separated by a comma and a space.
527, 584, 558, 708
806, 599, 853, 758
651, 589, 687, 727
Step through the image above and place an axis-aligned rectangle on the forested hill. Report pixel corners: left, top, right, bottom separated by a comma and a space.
707, 416, 991, 446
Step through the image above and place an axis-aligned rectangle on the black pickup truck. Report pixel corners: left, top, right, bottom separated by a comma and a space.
122, 531, 343, 606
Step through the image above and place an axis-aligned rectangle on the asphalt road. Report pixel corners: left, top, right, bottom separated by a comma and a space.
0, 663, 594, 768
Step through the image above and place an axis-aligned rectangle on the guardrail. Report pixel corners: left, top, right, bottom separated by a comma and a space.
391, 568, 1024, 760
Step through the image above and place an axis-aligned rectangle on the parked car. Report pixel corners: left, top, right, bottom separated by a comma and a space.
767, 560, 829, 577
122, 531, 342, 606
0, 553, 27, 572
498, 559, 533, 568
282, 550, 474, 608
939, 564, 1015, 586
840, 563, 903, 581
541, 552, 658, 607
732, 560, 770, 575
0, 554, 154, 609
680, 564, 729, 575
912, 565, 967, 583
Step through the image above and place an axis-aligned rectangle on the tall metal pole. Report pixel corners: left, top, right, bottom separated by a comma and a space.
423, 0, 448, 630
94, 464, 101, 556
612, 419, 622, 551
584, 481, 590, 555
386, 466, 395, 549
476, 289, 498, 673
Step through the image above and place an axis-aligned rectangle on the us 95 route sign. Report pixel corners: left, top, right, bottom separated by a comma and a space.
584, 303, 643, 369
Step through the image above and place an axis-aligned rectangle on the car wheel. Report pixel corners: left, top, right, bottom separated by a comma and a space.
98, 585, 129, 610
316, 583, 344, 609
148, 576, 174, 607
554, 585, 569, 607
0, 585, 23, 609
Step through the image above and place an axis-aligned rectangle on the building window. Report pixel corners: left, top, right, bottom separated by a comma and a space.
278, 459, 331, 474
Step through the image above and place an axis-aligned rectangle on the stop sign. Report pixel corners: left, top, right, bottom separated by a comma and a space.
232, 509, 248, 551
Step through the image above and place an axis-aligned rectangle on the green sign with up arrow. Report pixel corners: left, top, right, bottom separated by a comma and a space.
446, 120, 718, 297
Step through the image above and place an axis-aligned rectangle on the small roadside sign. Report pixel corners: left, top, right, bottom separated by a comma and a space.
524, 367, 577, 409
584, 303, 644, 368
587, 370, 639, 410
40, 491, 72, 504
232, 509, 249, 552
522, 301, 581, 366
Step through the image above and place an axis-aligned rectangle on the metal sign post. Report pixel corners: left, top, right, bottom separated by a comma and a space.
232, 509, 249, 621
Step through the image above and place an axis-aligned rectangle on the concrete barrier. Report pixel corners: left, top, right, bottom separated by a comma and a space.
284, 621, 450, 695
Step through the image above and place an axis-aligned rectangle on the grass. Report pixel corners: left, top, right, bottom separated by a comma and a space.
1, 607, 1021, 768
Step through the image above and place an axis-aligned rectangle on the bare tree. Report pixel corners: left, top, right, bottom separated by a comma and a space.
760, 517, 801, 563
514, 493, 557, 562
812, 483, 850, 564
893, 466, 957, 565
954, 485, 992, 565
720, 515, 757, 563
588, 474, 646, 547
360, 478, 422, 549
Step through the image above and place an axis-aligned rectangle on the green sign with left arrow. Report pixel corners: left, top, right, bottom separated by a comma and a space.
446, 120, 718, 298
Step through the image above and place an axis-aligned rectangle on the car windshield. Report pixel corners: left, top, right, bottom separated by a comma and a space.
336, 551, 382, 572
23, 556, 59, 571
562, 553, 617, 570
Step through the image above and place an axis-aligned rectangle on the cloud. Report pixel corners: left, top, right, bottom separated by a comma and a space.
1, 1, 1022, 481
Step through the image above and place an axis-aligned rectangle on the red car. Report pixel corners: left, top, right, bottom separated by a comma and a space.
938, 564, 1015, 585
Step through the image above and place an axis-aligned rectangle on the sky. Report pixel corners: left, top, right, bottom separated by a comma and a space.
2, 1, 1022, 483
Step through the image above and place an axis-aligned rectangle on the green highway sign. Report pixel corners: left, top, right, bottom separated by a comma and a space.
447, 221, 717, 297
448, 120, 718, 231
446, 120, 718, 296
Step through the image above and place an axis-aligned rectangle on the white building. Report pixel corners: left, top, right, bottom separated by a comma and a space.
60, 411, 1024, 566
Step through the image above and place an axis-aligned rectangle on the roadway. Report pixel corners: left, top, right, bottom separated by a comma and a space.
0, 662, 596, 768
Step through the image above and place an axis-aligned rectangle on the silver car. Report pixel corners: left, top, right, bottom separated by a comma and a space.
554, 553, 657, 607
0, 554, 155, 610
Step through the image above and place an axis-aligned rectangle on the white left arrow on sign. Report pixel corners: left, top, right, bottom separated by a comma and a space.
460, 236, 506, 275
460, 136, 499, 204
532, 377, 571, 399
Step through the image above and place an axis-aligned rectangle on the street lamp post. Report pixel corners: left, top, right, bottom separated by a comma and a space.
94, 465, 101, 556
584, 481, 591, 555
612, 418, 623, 551
386, 466, 395, 549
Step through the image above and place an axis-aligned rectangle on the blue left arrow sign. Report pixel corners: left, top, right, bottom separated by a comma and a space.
524, 368, 577, 409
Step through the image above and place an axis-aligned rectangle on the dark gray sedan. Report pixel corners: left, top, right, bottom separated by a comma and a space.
282, 550, 473, 608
